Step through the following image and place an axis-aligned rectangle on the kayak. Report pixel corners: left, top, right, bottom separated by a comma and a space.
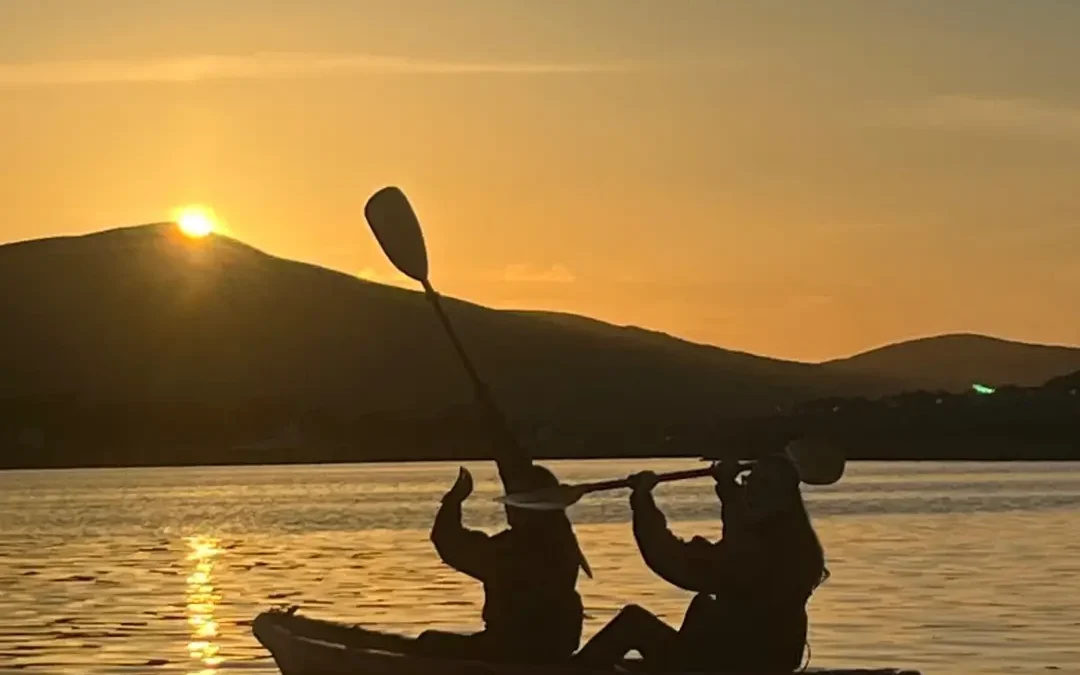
251, 609, 922, 675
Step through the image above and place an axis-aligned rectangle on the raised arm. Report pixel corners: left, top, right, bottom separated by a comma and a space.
430, 468, 495, 581
629, 473, 747, 594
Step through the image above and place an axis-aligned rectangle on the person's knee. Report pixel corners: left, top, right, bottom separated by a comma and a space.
615, 604, 670, 639
417, 630, 461, 650
619, 604, 652, 621
415, 629, 443, 652
416, 630, 485, 660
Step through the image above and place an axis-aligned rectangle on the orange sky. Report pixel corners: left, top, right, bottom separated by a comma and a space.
2, 1, 1078, 361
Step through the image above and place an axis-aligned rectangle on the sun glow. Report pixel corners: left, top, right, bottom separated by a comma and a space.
174, 206, 217, 238
186, 535, 223, 672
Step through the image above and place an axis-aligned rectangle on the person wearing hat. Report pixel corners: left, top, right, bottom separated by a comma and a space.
575, 453, 828, 672
417, 463, 592, 664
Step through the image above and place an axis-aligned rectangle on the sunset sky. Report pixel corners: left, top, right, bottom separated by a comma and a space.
2, 1, 1078, 361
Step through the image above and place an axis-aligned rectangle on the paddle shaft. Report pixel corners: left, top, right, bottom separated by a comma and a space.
421, 280, 531, 482
574, 466, 723, 496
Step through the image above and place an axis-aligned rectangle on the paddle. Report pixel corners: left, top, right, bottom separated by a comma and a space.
363, 187, 530, 487
363, 186, 594, 578
495, 439, 846, 511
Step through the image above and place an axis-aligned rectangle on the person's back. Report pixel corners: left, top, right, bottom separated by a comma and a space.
675, 456, 827, 672
479, 510, 584, 659
425, 464, 589, 664
676, 518, 819, 671
576, 455, 826, 673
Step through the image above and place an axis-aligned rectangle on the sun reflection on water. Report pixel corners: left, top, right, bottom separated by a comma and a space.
186, 536, 223, 674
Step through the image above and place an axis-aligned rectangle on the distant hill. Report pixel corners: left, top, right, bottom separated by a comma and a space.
822, 334, 1080, 392
0, 224, 888, 429
715, 372, 1080, 462
1045, 370, 1080, 392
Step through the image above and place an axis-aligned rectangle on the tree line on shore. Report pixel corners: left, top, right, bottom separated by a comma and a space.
1, 370, 1076, 469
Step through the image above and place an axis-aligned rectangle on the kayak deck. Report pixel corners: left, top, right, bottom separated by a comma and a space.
252, 609, 922, 675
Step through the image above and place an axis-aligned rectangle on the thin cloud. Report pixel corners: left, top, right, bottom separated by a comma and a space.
501, 263, 576, 284
882, 95, 1080, 139
0, 52, 643, 87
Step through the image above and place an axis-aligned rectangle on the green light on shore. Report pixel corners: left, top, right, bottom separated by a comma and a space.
972, 383, 996, 395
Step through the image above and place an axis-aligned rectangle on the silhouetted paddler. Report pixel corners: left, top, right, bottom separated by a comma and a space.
576, 455, 827, 672
418, 463, 591, 664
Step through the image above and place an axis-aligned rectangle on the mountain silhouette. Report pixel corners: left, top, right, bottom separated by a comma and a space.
2, 224, 1078, 450
2, 224, 891, 428
1045, 369, 1080, 392
823, 334, 1080, 392
3, 224, 1080, 466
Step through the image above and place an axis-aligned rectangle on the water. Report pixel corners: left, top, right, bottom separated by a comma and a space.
2, 460, 1079, 675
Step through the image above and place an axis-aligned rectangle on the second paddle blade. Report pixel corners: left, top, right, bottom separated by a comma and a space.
785, 438, 846, 486
496, 484, 587, 511
364, 186, 429, 283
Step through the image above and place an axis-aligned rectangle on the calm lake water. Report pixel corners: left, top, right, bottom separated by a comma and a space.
1, 460, 1079, 675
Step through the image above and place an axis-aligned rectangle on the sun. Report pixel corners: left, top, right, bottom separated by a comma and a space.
174, 206, 217, 238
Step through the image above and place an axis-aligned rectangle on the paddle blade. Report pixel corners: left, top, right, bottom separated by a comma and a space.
786, 438, 846, 486
364, 186, 429, 282
495, 484, 588, 511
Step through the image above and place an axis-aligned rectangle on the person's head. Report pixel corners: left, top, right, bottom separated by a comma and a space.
504, 464, 561, 529
505, 464, 594, 578
743, 454, 803, 523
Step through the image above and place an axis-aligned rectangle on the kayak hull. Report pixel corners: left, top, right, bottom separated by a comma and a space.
252, 610, 921, 675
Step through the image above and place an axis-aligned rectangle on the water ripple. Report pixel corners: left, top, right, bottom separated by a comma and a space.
1, 460, 1078, 675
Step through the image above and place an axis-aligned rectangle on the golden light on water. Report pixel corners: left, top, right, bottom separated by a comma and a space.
174, 206, 217, 238
186, 536, 223, 673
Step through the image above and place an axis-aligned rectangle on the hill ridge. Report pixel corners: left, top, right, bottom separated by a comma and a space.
1, 223, 1077, 421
